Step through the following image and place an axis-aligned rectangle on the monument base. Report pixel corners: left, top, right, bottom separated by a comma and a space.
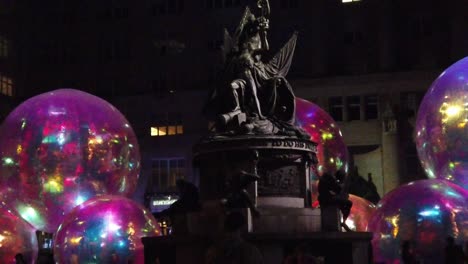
142, 232, 373, 264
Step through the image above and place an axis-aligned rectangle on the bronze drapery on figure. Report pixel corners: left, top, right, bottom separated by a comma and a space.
203, 1, 308, 139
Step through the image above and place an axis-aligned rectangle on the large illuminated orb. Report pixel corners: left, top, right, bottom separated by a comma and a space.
0, 89, 140, 232
53, 195, 161, 264
367, 179, 468, 264
345, 194, 376, 232
296, 98, 349, 206
0, 203, 38, 264
296, 98, 349, 175
415, 57, 468, 190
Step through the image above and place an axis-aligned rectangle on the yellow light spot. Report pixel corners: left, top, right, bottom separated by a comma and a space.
70, 236, 83, 245
43, 176, 64, 193
16, 145, 22, 154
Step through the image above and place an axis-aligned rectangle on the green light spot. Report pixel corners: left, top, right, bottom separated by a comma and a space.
2, 157, 15, 166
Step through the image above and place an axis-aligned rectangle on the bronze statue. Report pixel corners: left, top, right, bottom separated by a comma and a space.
204, 0, 308, 138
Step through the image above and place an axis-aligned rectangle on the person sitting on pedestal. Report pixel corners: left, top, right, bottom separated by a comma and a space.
318, 171, 353, 232
221, 170, 261, 217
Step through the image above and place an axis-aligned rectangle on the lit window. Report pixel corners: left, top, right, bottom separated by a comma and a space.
151, 112, 183, 136
168, 126, 177, 135
0, 74, 13, 96
342, 0, 361, 3
151, 158, 186, 191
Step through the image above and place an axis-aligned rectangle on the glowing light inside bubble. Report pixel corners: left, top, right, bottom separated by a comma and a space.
418, 208, 441, 217
43, 178, 64, 194
16, 145, 22, 154
2, 157, 14, 166
75, 195, 86, 205
441, 103, 462, 118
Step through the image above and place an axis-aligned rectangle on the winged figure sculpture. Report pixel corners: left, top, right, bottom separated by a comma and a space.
204, 1, 307, 138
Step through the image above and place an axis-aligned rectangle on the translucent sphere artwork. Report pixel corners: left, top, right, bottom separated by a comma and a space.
53, 195, 161, 264
0, 89, 140, 233
296, 98, 349, 206
367, 179, 468, 264
345, 194, 376, 232
415, 57, 468, 190
0, 203, 38, 264
296, 98, 349, 175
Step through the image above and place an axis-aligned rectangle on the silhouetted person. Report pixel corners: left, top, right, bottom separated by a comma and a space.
222, 170, 261, 217
205, 211, 264, 264
401, 240, 417, 264
318, 171, 353, 231
15, 253, 26, 264
154, 179, 201, 218
444, 236, 465, 264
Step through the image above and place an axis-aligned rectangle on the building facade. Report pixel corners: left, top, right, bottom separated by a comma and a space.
3, 0, 468, 202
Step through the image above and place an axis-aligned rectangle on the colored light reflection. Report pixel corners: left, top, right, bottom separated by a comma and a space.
0, 204, 38, 264
53, 195, 161, 264
415, 57, 468, 190
367, 179, 468, 264
0, 89, 141, 233
345, 194, 376, 232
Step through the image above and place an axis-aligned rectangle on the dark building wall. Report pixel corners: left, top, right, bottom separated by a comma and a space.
3, 0, 468, 197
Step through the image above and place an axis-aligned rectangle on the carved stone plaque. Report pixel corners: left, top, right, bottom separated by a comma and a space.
257, 165, 302, 197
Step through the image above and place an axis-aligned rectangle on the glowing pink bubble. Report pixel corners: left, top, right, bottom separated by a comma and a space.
53, 195, 161, 264
346, 194, 376, 232
0, 203, 38, 264
0, 89, 141, 233
415, 57, 468, 190
367, 179, 468, 264
296, 98, 349, 175
295, 98, 349, 206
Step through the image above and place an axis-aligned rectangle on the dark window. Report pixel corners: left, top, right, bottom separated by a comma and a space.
329, 97, 343, 121
365, 95, 378, 120
347, 96, 361, 121
0, 36, 9, 57
151, 158, 186, 191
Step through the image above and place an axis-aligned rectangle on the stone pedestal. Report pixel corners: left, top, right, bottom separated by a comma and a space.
142, 232, 373, 264
143, 135, 373, 263
192, 135, 317, 234
320, 206, 342, 232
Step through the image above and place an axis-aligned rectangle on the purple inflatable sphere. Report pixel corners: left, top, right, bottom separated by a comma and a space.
0, 203, 38, 264
53, 195, 161, 264
0, 89, 140, 233
296, 98, 349, 206
415, 57, 468, 190
367, 179, 468, 264
296, 98, 349, 176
